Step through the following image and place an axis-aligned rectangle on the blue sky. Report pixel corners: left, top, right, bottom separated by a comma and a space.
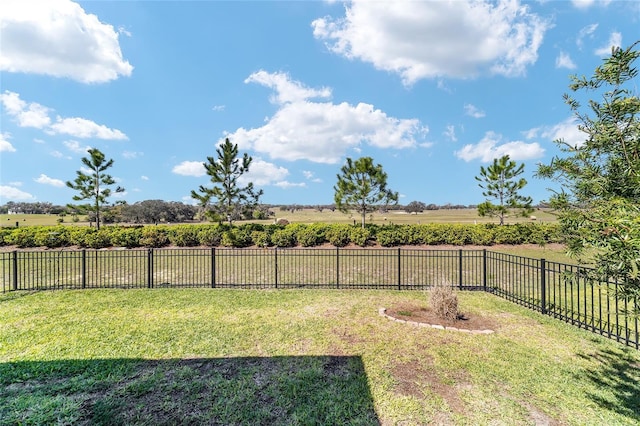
1, 0, 638, 207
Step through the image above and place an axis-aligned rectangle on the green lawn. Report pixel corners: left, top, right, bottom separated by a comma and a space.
1, 289, 638, 425
260, 207, 557, 226
0, 214, 90, 228
1, 207, 556, 228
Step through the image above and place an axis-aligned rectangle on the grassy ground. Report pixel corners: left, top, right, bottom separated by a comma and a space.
0, 214, 90, 227
1, 208, 556, 228
1, 289, 638, 425
262, 207, 557, 226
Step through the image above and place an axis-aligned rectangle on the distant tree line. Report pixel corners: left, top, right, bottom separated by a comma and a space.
1, 202, 67, 215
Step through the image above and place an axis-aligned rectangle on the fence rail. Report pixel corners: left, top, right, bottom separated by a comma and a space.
1, 247, 637, 349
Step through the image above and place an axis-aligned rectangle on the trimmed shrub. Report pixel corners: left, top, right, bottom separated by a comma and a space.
110, 227, 143, 248
295, 224, 327, 247
325, 224, 351, 247
84, 230, 112, 249
169, 225, 200, 247
220, 228, 253, 248
376, 226, 406, 247
271, 228, 297, 248
5, 227, 38, 248
197, 226, 223, 247
33, 226, 70, 248
140, 227, 170, 248
350, 227, 370, 247
0, 227, 12, 246
251, 230, 271, 247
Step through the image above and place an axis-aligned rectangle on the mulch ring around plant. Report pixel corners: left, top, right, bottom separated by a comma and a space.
381, 303, 497, 334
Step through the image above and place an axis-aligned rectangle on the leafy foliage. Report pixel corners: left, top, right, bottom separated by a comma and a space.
537, 41, 640, 305
334, 157, 398, 228
191, 138, 263, 225
66, 148, 124, 230
475, 155, 533, 225
0, 223, 562, 249
405, 201, 426, 214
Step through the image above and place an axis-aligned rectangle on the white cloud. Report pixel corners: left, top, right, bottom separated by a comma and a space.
577, 23, 598, 49
302, 170, 323, 183
0, 133, 16, 152
0, 91, 51, 128
50, 150, 71, 159
312, 0, 549, 85
239, 159, 290, 186
275, 181, 306, 189
212, 105, 226, 112
63, 140, 90, 154
34, 138, 45, 144
141, 176, 149, 181
172, 161, 206, 177
455, 131, 545, 162
34, 174, 65, 187
122, 151, 143, 159
1, 91, 128, 140
444, 125, 457, 142
0, 185, 35, 201
245, 70, 332, 104
0, 0, 133, 83
226, 71, 428, 164
555, 51, 577, 69
464, 104, 485, 118
49, 117, 128, 140
528, 117, 586, 148
118, 26, 132, 37
595, 32, 622, 56
571, 0, 612, 10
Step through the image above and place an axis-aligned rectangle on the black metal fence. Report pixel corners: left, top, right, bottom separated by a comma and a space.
1, 248, 637, 349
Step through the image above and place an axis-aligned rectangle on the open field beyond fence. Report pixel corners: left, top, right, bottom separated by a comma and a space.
0, 207, 558, 228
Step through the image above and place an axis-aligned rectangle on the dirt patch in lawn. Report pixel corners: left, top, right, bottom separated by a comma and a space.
392, 358, 469, 419
383, 302, 498, 332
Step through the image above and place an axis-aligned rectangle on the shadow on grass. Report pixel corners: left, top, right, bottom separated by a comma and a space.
0, 356, 380, 425
576, 345, 640, 422
0, 290, 39, 304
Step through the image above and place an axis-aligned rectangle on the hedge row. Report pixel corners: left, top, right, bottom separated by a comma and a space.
0, 223, 563, 249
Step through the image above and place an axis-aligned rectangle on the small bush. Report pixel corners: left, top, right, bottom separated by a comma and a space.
296, 224, 327, 247
33, 226, 70, 248
169, 226, 200, 247
325, 225, 351, 247
84, 230, 112, 249
5, 228, 38, 248
198, 226, 223, 246
251, 230, 271, 247
271, 228, 297, 248
350, 227, 370, 247
429, 284, 460, 321
376, 226, 406, 247
110, 227, 142, 248
140, 227, 170, 248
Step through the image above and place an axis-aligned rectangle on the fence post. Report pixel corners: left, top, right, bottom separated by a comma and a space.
336, 247, 339, 289
458, 249, 463, 290
482, 249, 487, 292
81, 249, 86, 289
147, 248, 153, 289
274, 248, 278, 289
211, 247, 216, 289
397, 247, 401, 290
12, 250, 18, 291
540, 258, 547, 315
